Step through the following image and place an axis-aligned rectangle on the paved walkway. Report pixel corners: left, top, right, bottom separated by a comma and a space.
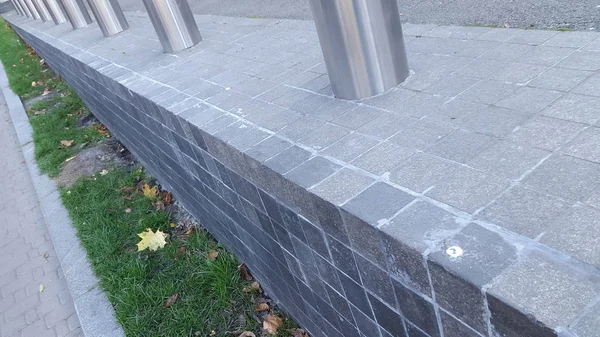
0, 92, 82, 336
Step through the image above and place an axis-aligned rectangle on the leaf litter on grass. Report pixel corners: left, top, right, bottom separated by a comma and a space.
59, 168, 308, 336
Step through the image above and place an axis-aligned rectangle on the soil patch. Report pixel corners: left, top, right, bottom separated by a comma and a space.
23, 91, 60, 111
54, 140, 135, 188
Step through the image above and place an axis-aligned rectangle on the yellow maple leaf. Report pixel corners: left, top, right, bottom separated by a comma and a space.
142, 184, 158, 199
137, 228, 167, 252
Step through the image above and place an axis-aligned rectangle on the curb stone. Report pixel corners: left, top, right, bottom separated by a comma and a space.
0, 63, 125, 337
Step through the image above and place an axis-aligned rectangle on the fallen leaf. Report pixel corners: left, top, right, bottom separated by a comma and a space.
137, 228, 167, 252
263, 314, 283, 335
250, 281, 260, 290
60, 140, 74, 147
155, 201, 165, 211
210, 331, 217, 336
39, 284, 44, 292
64, 156, 76, 163
238, 264, 253, 281
119, 186, 135, 193
160, 191, 173, 204
42, 88, 51, 96
142, 184, 158, 199
175, 247, 186, 260
185, 227, 196, 235
162, 293, 179, 308
123, 195, 133, 201
31, 81, 40, 87
239, 332, 256, 337
289, 328, 309, 337
99, 169, 109, 176
125, 208, 131, 213
170, 223, 176, 228
206, 250, 219, 261
255, 303, 269, 312
93, 124, 111, 138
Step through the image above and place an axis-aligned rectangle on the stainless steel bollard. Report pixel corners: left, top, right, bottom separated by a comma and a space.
58, 0, 92, 28
142, 0, 202, 53
42, 0, 67, 24
32, 0, 52, 21
308, 0, 410, 100
18, 0, 32, 17
86, 0, 128, 36
10, 0, 24, 15
24, 0, 41, 19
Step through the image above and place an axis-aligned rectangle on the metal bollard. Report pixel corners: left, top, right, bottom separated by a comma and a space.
31, 0, 52, 21
10, 0, 24, 15
308, 0, 410, 100
18, 0, 32, 17
142, 0, 202, 53
42, 0, 67, 24
23, 0, 41, 19
58, 0, 92, 28
86, 0, 128, 36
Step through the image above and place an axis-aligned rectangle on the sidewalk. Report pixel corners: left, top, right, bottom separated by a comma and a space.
0, 91, 82, 337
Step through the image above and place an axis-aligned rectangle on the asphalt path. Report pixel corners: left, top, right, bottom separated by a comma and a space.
120, 0, 600, 31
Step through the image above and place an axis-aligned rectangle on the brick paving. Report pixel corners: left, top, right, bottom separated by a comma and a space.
0, 92, 82, 337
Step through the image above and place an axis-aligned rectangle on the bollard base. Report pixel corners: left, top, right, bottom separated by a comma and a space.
309, 0, 410, 100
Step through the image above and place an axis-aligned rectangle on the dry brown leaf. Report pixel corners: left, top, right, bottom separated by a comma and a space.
119, 186, 135, 193
289, 328, 309, 337
155, 201, 165, 211
123, 195, 133, 201
160, 191, 173, 205
250, 281, 260, 290
263, 314, 283, 336
42, 88, 51, 96
185, 227, 196, 235
206, 250, 219, 261
60, 140, 74, 147
162, 293, 179, 308
239, 332, 256, 337
255, 303, 269, 312
175, 247, 186, 260
238, 264, 253, 281
93, 124, 111, 138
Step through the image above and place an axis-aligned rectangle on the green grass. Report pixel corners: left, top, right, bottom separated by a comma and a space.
29, 89, 105, 176
0, 18, 61, 99
0, 17, 104, 177
62, 169, 261, 336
